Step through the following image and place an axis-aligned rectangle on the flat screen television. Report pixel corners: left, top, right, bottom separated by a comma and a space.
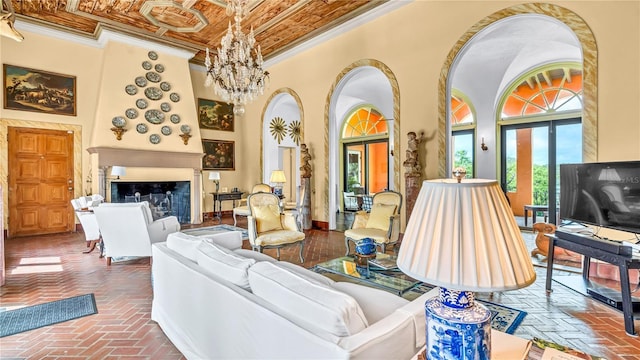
559, 161, 640, 234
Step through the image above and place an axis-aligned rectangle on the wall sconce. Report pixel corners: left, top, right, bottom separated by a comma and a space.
179, 125, 192, 145
111, 166, 126, 180
480, 137, 488, 151
111, 117, 127, 140
209, 171, 220, 193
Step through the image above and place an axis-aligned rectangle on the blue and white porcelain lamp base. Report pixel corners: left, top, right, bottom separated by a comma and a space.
425, 288, 491, 360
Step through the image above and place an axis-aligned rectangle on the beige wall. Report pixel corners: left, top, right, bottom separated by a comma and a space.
2, 1, 639, 227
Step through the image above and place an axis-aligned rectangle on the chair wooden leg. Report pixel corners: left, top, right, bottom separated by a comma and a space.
298, 242, 305, 263
345, 238, 351, 256
106, 257, 112, 266
381, 243, 386, 254
233, 212, 237, 226
276, 248, 281, 261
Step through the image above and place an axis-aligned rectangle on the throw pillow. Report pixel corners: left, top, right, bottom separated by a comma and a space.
252, 204, 283, 233
366, 203, 397, 231
248, 262, 368, 337
196, 241, 256, 290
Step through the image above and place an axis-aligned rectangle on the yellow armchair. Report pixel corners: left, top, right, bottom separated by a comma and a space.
344, 190, 402, 255
232, 183, 271, 226
247, 192, 305, 262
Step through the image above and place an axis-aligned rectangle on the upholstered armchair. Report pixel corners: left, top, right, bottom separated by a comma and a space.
283, 183, 306, 229
247, 192, 305, 262
71, 195, 103, 254
93, 201, 180, 266
232, 183, 271, 226
344, 190, 403, 255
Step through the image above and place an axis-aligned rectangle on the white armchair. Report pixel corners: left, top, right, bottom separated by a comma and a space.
70, 195, 103, 254
247, 192, 305, 262
344, 190, 403, 255
93, 201, 180, 266
232, 183, 271, 226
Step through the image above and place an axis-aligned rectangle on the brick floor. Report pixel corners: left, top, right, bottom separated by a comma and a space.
1, 216, 639, 359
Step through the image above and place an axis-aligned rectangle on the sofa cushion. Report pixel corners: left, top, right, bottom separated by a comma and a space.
201, 231, 243, 250
276, 261, 335, 287
332, 282, 409, 324
196, 241, 256, 290
248, 262, 368, 337
366, 203, 396, 231
166, 232, 204, 262
252, 204, 283, 233
233, 249, 278, 262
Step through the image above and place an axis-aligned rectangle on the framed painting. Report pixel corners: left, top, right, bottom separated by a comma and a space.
198, 98, 234, 132
202, 139, 235, 170
3, 64, 77, 116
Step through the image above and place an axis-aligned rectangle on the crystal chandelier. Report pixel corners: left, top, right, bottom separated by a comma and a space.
204, 0, 269, 115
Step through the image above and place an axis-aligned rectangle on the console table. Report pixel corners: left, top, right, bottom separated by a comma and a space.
545, 232, 640, 336
210, 191, 243, 223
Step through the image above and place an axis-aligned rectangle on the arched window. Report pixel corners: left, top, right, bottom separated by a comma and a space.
451, 91, 476, 177
498, 64, 583, 225
341, 106, 389, 196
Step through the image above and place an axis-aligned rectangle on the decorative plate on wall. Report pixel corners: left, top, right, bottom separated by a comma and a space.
135, 76, 147, 87
125, 108, 138, 119
169, 93, 180, 102
144, 109, 165, 124
148, 51, 158, 60
180, 124, 191, 134
125, 84, 138, 95
170, 114, 181, 124
160, 102, 171, 112
136, 98, 148, 109
144, 87, 163, 101
160, 82, 171, 91
136, 123, 148, 134
155, 64, 165, 73
146, 71, 161, 83
142, 61, 152, 70
161, 125, 172, 136
149, 133, 161, 144
112, 116, 126, 128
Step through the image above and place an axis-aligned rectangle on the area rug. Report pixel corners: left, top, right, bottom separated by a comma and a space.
182, 224, 249, 240
0, 294, 98, 337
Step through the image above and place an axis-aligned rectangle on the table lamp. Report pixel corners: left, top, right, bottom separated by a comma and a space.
397, 178, 536, 360
270, 170, 286, 196
111, 166, 126, 180
209, 171, 221, 193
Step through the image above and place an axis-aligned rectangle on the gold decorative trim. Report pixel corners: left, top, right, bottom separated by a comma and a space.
438, 3, 597, 178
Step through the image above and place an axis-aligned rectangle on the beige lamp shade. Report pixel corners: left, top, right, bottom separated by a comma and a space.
598, 167, 620, 181
397, 179, 536, 292
209, 172, 221, 181
270, 170, 286, 184
111, 166, 126, 178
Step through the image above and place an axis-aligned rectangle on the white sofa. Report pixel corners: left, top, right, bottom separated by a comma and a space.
151, 231, 434, 360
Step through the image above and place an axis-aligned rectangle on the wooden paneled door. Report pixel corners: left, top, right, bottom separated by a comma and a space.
8, 127, 74, 238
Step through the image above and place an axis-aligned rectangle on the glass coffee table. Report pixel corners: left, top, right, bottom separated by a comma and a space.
314, 255, 421, 295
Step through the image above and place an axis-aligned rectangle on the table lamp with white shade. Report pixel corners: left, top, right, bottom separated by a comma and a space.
209, 171, 221, 193
396, 177, 536, 360
111, 166, 126, 179
270, 170, 286, 196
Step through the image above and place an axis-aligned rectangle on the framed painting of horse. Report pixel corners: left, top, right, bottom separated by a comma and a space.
3, 64, 77, 116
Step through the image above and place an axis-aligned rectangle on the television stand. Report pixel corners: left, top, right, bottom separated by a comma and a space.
545, 231, 640, 336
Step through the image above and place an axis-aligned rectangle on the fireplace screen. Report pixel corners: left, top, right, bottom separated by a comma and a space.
111, 181, 191, 223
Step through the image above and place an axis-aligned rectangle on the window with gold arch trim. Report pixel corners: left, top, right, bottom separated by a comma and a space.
451, 91, 476, 177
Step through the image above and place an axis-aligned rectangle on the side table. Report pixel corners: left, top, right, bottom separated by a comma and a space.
211, 191, 243, 223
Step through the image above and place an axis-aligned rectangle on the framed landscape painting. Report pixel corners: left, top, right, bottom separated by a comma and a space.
198, 98, 234, 132
202, 139, 235, 170
3, 64, 77, 116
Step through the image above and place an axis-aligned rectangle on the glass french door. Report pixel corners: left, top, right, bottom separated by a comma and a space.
344, 140, 389, 194
500, 118, 582, 225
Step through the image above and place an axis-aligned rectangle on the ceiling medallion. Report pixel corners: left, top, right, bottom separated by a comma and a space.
269, 117, 286, 144
289, 120, 301, 145
204, 0, 269, 116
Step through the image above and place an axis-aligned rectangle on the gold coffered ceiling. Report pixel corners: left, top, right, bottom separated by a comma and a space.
10, 0, 388, 63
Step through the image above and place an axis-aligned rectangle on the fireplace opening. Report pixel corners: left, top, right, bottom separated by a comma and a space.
110, 181, 191, 223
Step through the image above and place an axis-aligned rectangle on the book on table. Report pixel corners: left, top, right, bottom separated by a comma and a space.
368, 253, 398, 270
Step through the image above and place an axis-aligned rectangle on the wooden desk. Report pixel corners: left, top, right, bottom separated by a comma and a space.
211, 191, 243, 223
545, 232, 640, 335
